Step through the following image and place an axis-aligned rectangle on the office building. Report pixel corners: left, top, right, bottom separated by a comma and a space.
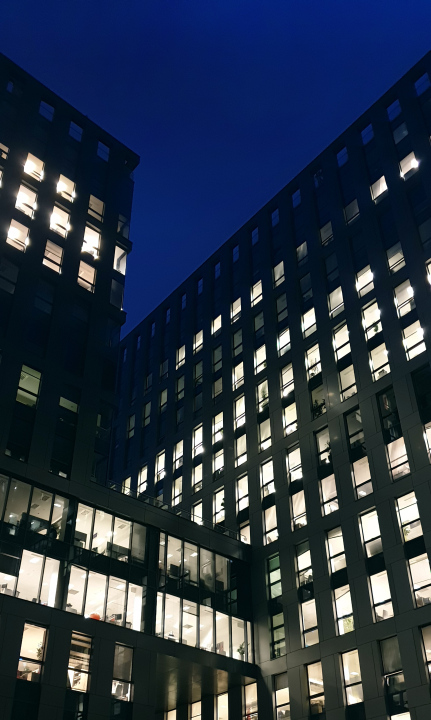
114, 50, 431, 720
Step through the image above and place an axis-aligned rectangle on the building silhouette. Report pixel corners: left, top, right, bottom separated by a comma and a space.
2, 48, 431, 720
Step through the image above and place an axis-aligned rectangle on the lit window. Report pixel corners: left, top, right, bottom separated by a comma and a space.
394, 279, 415, 317
344, 198, 359, 224
264, 505, 278, 544
254, 345, 266, 374
281, 363, 294, 398
212, 315, 222, 335
328, 286, 344, 318
370, 571, 393, 621
39, 100, 54, 121
333, 321, 351, 360
17, 624, 47, 682
278, 327, 290, 356
50, 205, 70, 237
306, 344, 321, 380
233, 361, 244, 390
400, 151, 419, 178
251, 227, 259, 245
214, 261, 221, 279
77, 261, 95, 292
283, 401, 297, 436
88, 195, 104, 222
138, 465, 147, 494
356, 265, 374, 297
111, 644, 133, 701
320, 474, 338, 515
97, 141, 110, 161
292, 189, 301, 208
335, 585, 354, 635
362, 300, 382, 339
176, 345, 185, 369
260, 458, 274, 498
352, 456, 373, 498
192, 463, 203, 493
172, 476, 182, 506
193, 425, 203, 457
297, 240, 308, 264
268, 553, 282, 598
393, 121, 409, 144
403, 320, 426, 360
69, 121, 82, 141
316, 427, 331, 466
213, 488, 225, 524
286, 443, 302, 482
320, 220, 333, 246
251, 279, 262, 306
342, 650, 363, 705
67, 632, 91, 692
361, 123, 374, 144
291, 490, 306, 531
236, 475, 249, 512
57, 174, 75, 203
192, 502, 202, 525
387, 437, 410, 480
0, 142, 9, 160
42, 240, 63, 273
337, 146, 348, 166
273, 261, 284, 287
370, 175, 388, 202
396, 492, 422, 542
327, 526, 346, 572
307, 662, 324, 713
24, 152, 44, 181
275, 673, 290, 719
113, 245, 127, 275
235, 433, 247, 466
387, 241, 405, 273
359, 509, 382, 557
256, 379, 269, 413
212, 413, 223, 444
193, 330, 203, 353
174, 440, 183, 470
15, 184, 37, 217
231, 297, 241, 322
387, 99, 401, 121
422, 627, 431, 676
239, 521, 250, 544
7, 219, 29, 251
270, 611, 285, 658
302, 308, 316, 337
370, 343, 390, 382
259, 418, 271, 451
302, 601, 318, 645
17, 365, 41, 407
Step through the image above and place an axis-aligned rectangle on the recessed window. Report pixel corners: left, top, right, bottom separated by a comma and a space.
97, 141, 109, 161
361, 123, 374, 144
78, 261, 96, 293
339, 364, 357, 401
193, 330, 203, 353
342, 650, 363, 704
67, 632, 91, 692
213, 487, 225, 524
415, 72, 431, 95
264, 505, 278, 544
292, 189, 301, 208
396, 492, 422, 542
371, 571, 394, 621
362, 300, 381, 339
112, 644, 133, 701
254, 344, 266, 374
344, 199, 359, 224
7, 219, 29, 252
333, 321, 350, 360
283, 401, 297, 436
17, 624, 47, 682
400, 151, 419, 178
271, 208, 279, 226
231, 297, 241, 323
259, 417, 271, 451
356, 264, 374, 297
24, 153, 44, 181
257, 379, 269, 413
276, 293, 288, 323
302, 308, 316, 337
39, 100, 54, 121
82, 225, 100, 258
359, 508, 382, 557
236, 475, 248, 512
325, 252, 338, 281
328, 287, 344, 319
17, 365, 41, 407
300, 273, 312, 302
352, 456, 373, 498
403, 320, 425, 360
335, 585, 354, 635
232, 244, 239, 262
337, 147, 348, 167
43, 240, 63, 273
212, 315, 222, 335
387, 99, 401, 121
393, 121, 408, 144
234, 394, 246, 429
306, 344, 321, 380
278, 327, 290, 355
214, 261, 221, 279
88, 194, 104, 221
176, 345, 186, 370
50, 205, 70, 237
260, 459, 275, 498
369, 343, 390, 382
386, 241, 405, 273
370, 175, 388, 202
394, 279, 415, 317
57, 174, 75, 202
320, 474, 337, 514
297, 240, 308, 264
233, 361, 244, 390
15, 184, 37, 218
251, 227, 259, 245
320, 220, 333, 246
281, 363, 294, 398
251, 279, 262, 306
114, 245, 127, 274
235, 433, 247, 466
192, 463, 203, 493
69, 121, 83, 141
273, 260, 284, 287
0, 142, 9, 161
409, 554, 431, 607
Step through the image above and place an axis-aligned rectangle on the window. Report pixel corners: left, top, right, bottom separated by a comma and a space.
57, 174, 75, 203
335, 585, 354, 635
361, 123, 374, 144
291, 490, 306, 531
214, 488, 225, 524
240, 521, 250, 544
296, 540, 312, 586
325, 252, 338, 281
268, 554, 282, 598
7, 219, 29, 251
138, 465, 147, 494
300, 273, 312, 302
251, 227, 259, 245
174, 440, 183, 470
0, 258, 18, 293
370, 343, 390, 381
387, 98, 401, 121
292, 189, 301, 208
333, 321, 351, 361
344, 199, 359, 224
0, 141, 9, 160
213, 345, 222, 373
320, 220, 333, 246
371, 571, 394, 621
352, 456, 373, 498
69, 121, 83, 141
275, 673, 290, 719
15, 184, 37, 217
236, 475, 249, 512
254, 345, 266, 374
297, 240, 308, 264
261, 458, 275, 497
337, 147, 348, 166
50, 205, 70, 237
251, 279, 262, 306
39, 100, 54, 120
216, 693, 228, 720
286, 443, 302, 482
194, 330, 203, 353
254, 312, 264, 338
233, 361, 244, 390
387, 437, 410, 480
342, 650, 363, 704
231, 297, 241, 323
160, 360, 168, 380
176, 375, 184, 401
311, 385, 326, 421
244, 684, 257, 720
17, 624, 47, 682
110, 279, 123, 309
235, 394, 246, 429
281, 363, 294, 398
43, 240, 63, 273
421, 626, 431, 675
259, 418, 271, 451
193, 425, 203, 457
67, 632, 91, 692
396, 492, 422, 542
302, 308, 316, 337
82, 225, 100, 259
156, 451, 165, 484
400, 151, 419, 178
307, 662, 324, 713
360, 509, 382, 557
256, 379, 269, 413
112, 644, 133, 701
235, 433, 247, 466
232, 244, 239, 262
97, 141, 109, 161
387, 241, 405, 273
214, 261, 221, 279
17, 365, 41, 407
306, 344, 321, 380
371, 175, 388, 201
394, 279, 415, 317
24, 153, 44, 182
233, 328, 243, 357
87, 195, 104, 224
415, 72, 431, 95
403, 320, 426, 360
327, 526, 346, 573
126, 414, 135, 439
409, 554, 431, 607
270, 612, 285, 658
181, 292, 186, 309
212, 315, 222, 335
172, 476, 182, 506
176, 345, 185, 370
273, 260, 284, 287
192, 463, 203, 493
320, 474, 338, 515
278, 327, 291, 355
142, 402, 151, 428
159, 389, 168, 414
316, 426, 331, 466
393, 121, 409, 144
356, 265, 374, 297
346, 408, 365, 451
264, 505, 278, 544
328, 287, 344, 318
271, 208, 279, 226
194, 361, 203, 387
212, 413, 223, 444
380, 636, 407, 716
283, 401, 297, 436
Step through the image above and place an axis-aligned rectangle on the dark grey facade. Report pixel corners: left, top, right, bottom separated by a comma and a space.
113, 50, 431, 720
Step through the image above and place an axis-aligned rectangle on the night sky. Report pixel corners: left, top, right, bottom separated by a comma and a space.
1, 1, 431, 333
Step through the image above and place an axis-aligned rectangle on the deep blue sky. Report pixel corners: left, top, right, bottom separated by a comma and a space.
1, 1, 431, 333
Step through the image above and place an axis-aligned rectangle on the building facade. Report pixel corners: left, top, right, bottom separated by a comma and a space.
114, 51, 431, 720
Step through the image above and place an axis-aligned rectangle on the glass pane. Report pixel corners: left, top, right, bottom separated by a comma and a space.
164, 594, 180, 641
66, 566, 87, 615
28, 488, 52, 534
199, 605, 214, 651
182, 601, 198, 647
106, 577, 126, 625
75, 504, 94, 549
126, 583, 142, 631
4, 479, 31, 529
91, 510, 113, 555
16, 550, 43, 602
183, 542, 198, 584
113, 644, 133, 682
39, 557, 59, 607
112, 517, 131, 561
84, 571, 107, 620
232, 617, 245, 659
51, 495, 69, 541
131, 522, 146, 564
200, 549, 214, 591
216, 612, 230, 656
